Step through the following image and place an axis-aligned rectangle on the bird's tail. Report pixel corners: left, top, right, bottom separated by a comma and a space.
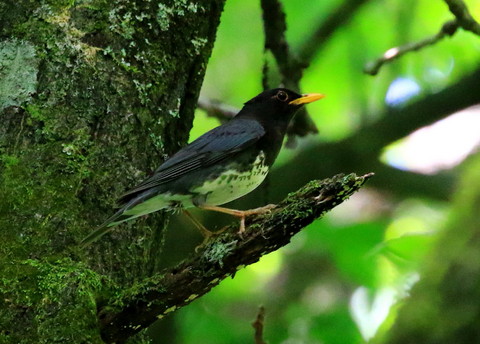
79, 208, 129, 247
79, 188, 167, 247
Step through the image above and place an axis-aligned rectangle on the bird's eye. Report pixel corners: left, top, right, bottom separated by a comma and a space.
276, 91, 288, 102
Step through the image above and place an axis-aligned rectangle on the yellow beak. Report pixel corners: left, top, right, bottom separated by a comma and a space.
289, 93, 325, 105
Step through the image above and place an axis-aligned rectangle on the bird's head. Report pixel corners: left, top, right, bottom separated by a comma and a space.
239, 88, 324, 124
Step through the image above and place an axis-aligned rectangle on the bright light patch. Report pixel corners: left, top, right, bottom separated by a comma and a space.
350, 287, 396, 341
248, 249, 282, 278
349, 274, 420, 341
302, 282, 341, 315
383, 106, 480, 174
385, 77, 421, 106
211, 251, 283, 297
384, 217, 429, 241
384, 47, 399, 59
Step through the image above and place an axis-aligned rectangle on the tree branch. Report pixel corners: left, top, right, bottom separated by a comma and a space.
365, 0, 480, 75
364, 20, 459, 76
197, 96, 237, 121
260, 0, 318, 138
444, 0, 480, 35
97, 173, 373, 343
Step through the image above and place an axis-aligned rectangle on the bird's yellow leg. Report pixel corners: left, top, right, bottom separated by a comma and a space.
183, 210, 212, 238
183, 210, 228, 250
198, 204, 276, 234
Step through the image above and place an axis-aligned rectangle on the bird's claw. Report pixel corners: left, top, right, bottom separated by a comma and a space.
236, 204, 276, 236
237, 217, 246, 237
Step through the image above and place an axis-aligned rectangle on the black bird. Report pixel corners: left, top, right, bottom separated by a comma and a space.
80, 88, 324, 246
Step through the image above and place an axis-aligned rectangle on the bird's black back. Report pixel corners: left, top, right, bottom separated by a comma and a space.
119, 88, 306, 204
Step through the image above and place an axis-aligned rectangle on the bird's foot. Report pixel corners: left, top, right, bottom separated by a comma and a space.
240, 204, 276, 216
199, 204, 277, 235
183, 210, 229, 251
236, 204, 276, 235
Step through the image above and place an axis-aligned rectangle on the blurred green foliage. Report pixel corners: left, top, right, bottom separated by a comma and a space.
151, 0, 480, 343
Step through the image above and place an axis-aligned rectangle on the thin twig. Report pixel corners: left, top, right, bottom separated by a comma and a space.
261, 0, 300, 87
364, 20, 459, 76
197, 97, 238, 121
260, 0, 318, 138
365, 0, 480, 75
252, 306, 267, 344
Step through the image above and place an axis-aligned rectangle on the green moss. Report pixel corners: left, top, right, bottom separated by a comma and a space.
107, 274, 167, 314
0, 154, 19, 167
277, 174, 365, 223
148, 131, 165, 151
25, 104, 44, 120
0, 258, 105, 343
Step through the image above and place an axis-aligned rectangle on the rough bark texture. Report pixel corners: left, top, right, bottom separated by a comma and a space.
0, 0, 225, 342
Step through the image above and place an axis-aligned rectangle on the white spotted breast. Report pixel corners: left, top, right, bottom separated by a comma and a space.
192, 151, 269, 206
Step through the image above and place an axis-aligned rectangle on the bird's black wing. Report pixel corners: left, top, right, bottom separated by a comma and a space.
118, 119, 265, 202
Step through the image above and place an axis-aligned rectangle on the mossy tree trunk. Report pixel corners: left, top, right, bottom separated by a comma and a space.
0, 0, 225, 343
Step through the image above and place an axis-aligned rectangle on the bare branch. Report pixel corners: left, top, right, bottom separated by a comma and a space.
261, 0, 301, 86
97, 173, 373, 343
365, 0, 480, 75
444, 0, 480, 35
364, 20, 459, 76
197, 96, 238, 121
260, 0, 318, 138
252, 306, 267, 344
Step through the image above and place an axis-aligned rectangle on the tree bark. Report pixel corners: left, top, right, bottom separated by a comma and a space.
0, 0, 224, 342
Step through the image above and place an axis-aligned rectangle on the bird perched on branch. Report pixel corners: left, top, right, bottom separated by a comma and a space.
80, 88, 324, 246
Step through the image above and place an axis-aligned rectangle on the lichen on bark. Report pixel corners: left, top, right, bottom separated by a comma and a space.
0, 40, 38, 110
